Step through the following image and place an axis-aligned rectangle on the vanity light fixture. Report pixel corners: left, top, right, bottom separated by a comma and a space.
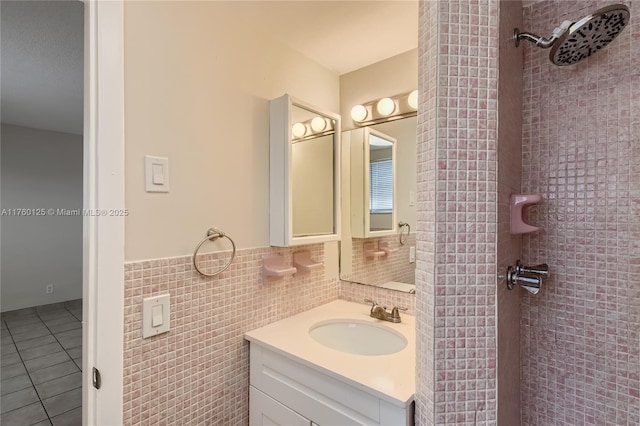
310, 116, 327, 132
292, 122, 307, 138
351, 104, 369, 123
407, 90, 418, 109
350, 90, 418, 126
376, 97, 396, 116
291, 117, 334, 141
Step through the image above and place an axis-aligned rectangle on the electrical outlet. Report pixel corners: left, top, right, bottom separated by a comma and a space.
46, 285, 54, 294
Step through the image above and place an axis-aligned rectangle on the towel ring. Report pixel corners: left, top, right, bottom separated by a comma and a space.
398, 222, 411, 246
192, 228, 236, 277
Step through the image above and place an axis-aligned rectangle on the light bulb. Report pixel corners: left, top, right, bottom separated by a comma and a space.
408, 90, 418, 109
310, 116, 327, 133
376, 97, 396, 116
351, 104, 368, 122
292, 122, 307, 138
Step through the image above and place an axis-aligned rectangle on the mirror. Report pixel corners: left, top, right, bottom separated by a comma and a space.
350, 128, 397, 238
270, 95, 341, 247
291, 104, 336, 237
368, 131, 395, 233
340, 116, 417, 292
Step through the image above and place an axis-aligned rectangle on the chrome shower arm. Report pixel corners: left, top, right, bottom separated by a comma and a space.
513, 29, 556, 48
514, 20, 572, 48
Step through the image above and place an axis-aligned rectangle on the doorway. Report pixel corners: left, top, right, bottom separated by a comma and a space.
1, 1, 124, 424
1, 1, 84, 424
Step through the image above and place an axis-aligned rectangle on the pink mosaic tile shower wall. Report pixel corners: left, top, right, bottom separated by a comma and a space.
521, 0, 640, 424
496, 0, 524, 424
416, 0, 500, 424
415, 0, 439, 422
122, 245, 338, 425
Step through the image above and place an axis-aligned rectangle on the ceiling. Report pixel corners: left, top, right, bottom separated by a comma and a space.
1, 0, 84, 135
1, 1, 417, 135
233, 1, 418, 75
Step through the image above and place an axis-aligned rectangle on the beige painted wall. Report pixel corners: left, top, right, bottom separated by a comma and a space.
1, 124, 83, 311
124, 1, 340, 261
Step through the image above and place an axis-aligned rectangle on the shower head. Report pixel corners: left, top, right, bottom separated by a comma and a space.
514, 4, 630, 66
552, 4, 630, 65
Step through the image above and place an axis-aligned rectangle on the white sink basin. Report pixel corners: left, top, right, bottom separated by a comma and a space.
309, 319, 407, 356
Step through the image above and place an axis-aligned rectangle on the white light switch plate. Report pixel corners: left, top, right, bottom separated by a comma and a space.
145, 155, 169, 192
142, 294, 170, 338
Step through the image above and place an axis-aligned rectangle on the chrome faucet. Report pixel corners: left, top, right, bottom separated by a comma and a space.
506, 260, 550, 295
364, 299, 407, 323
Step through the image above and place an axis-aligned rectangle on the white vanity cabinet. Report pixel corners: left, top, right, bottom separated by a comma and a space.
248, 344, 413, 426
250, 386, 311, 426
245, 300, 415, 426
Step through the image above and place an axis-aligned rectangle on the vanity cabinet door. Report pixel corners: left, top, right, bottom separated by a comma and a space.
250, 386, 311, 426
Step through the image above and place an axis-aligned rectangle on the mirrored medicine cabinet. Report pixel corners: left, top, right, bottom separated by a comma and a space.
269, 94, 341, 247
349, 127, 397, 238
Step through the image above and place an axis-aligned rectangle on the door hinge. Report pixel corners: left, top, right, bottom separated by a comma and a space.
92, 367, 102, 389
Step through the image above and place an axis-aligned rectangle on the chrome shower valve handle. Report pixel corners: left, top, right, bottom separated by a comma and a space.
516, 261, 549, 279
506, 260, 550, 295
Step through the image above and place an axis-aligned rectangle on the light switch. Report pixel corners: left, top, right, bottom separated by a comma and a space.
409, 246, 416, 264
145, 156, 169, 192
152, 164, 165, 185
409, 191, 416, 206
142, 294, 170, 338
151, 304, 163, 327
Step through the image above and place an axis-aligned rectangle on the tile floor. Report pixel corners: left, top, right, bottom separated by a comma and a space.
1, 300, 82, 426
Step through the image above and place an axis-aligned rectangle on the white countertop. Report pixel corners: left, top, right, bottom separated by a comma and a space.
244, 299, 415, 408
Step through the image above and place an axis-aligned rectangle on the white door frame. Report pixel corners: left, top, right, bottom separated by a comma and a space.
82, 1, 124, 424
